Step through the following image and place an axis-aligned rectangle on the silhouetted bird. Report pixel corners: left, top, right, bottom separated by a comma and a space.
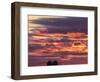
53, 61, 58, 65
47, 61, 52, 66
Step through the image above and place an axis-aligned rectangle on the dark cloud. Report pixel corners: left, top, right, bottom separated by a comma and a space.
30, 16, 88, 33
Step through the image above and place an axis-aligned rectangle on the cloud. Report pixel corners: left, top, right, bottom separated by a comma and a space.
30, 16, 88, 33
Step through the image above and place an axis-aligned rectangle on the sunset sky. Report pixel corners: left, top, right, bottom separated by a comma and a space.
28, 15, 88, 66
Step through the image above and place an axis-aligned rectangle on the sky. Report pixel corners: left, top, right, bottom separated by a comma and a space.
28, 15, 88, 66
